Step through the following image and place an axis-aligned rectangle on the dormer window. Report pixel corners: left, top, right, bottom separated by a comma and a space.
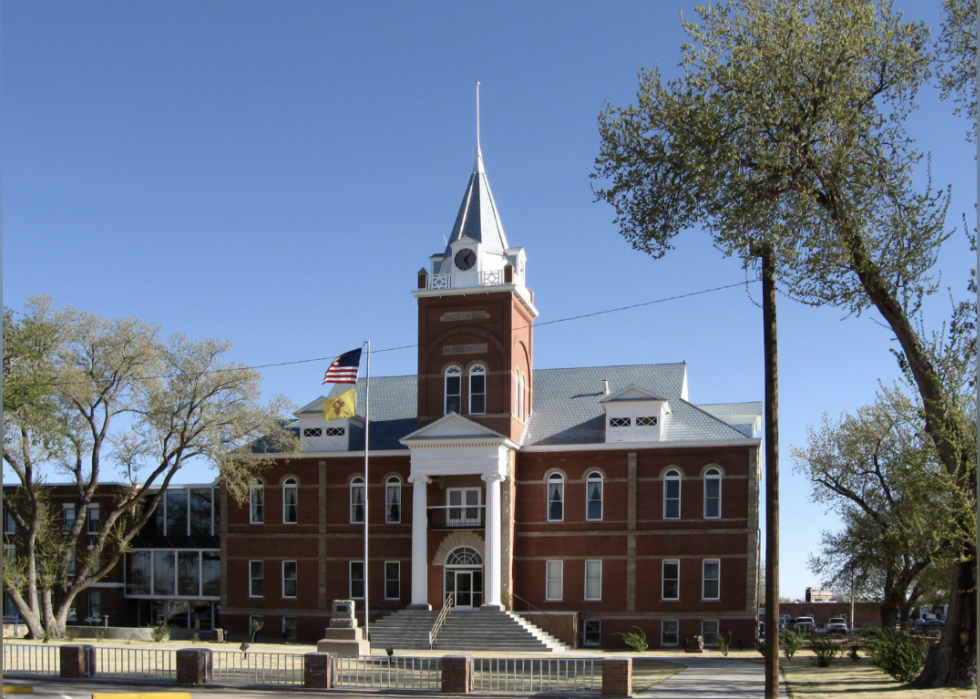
445, 367, 462, 415
303, 428, 322, 438
636, 416, 658, 427
601, 384, 669, 443
325, 427, 345, 437
609, 417, 631, 428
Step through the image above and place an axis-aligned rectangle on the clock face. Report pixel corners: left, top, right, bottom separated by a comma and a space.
454, 248, 477, 271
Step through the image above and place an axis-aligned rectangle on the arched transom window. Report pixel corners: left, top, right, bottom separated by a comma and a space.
446, 547, 483, 566
586, 472, 603, 521
547, 473, 564, 522
386, 476, 401, 524
704, 468, 722, 519
283, 478, 298, 524
664, 470, 681, 520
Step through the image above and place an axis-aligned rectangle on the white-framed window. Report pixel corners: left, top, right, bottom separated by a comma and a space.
663, 470, 681, 520
283, 616, 298, 641
584, 560, 602, 601
385, 561, 400, 600
283, 561, 297, 598
586, 472, 603, 521
303, 427, 322, 438
447, 488, 481, 527
350, 561, 365, 599
546, 560, 563, 601
704, 468, 721, 519
702, 559, 720, 600
662, 560, 679, 600
283, 478, 298, 524
88, 590, 102, 621
609, 417, 631, 428
445, 366, 462, 415
350, 477, 365, 524
63, 504, 76, 533
87, 504, 100, 534
702, 619, 720, 644
249, 561, 263, 597
662, 620, 679, 646
325, 426, 345, 437
250, 481, 265, 524
636, 416, 658, 426
469, 365, 487, 414
385, 477, 401, 524
583, 619, 601, 646
547, 473, 564, 522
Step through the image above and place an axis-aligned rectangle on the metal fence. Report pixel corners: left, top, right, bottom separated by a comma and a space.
210, 650, 305, 686
2, 643, 61, 676
93, 646, 176, 681
335, 655, 442, 690
474, 657, 600, 693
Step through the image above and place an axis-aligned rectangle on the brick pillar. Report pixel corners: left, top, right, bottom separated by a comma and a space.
59, 645, 91, 678
304, 653, 335, 689
441, 655, 473, 693
177, 648, 212, 685
602, 657, 633, 697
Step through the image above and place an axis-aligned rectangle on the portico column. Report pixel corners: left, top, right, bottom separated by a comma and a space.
408, 475, 432, 609
481, 472, 505, 609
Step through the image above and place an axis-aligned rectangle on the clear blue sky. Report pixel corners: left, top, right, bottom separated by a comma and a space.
4, 1, 975, 601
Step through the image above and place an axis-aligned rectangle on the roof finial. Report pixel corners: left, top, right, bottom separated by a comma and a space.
474, 82, 484, 173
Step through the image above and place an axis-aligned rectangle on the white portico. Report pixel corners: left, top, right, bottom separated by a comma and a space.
399, 414, 518, 610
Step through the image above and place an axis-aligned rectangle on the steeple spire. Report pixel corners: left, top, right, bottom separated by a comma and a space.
475, 82, 484, 174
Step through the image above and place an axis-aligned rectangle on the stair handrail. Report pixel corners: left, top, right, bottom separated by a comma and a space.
511, 592, 576, 640
428, 593, 453, 649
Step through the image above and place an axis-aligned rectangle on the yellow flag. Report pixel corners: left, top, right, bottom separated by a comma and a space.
323, 387, 356, 423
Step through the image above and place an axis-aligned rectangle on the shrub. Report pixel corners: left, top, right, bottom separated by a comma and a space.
715, 631, 732, 656
150, 620, 172, 643
191, 632, 200, 644
616, 626, 649, 652
808, 635, 839, 667
64, 627, 80, 641
862, 629, 926, 683
93, 626, 108, 643
782, 631, 805, 661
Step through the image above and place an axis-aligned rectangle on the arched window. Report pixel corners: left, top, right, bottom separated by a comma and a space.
547, 473, 564, 522
586, 472, 603, 521
663, 470, 681, 520
515, 371, 526, 421
469, 365, 486, 414
446, 547, 482, 566
386, 476, 401, 524
445, 366, 462, 415
283, 478, 298, 524
350, 477, 365, 524
250, 480, 265, 524
704, 468, 721, 519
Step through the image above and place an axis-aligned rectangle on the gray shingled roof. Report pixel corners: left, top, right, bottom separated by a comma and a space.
698, 401, 764, 418
310, 364, 756, 451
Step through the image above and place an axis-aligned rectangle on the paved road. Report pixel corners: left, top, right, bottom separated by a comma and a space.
639, 656, 786, 698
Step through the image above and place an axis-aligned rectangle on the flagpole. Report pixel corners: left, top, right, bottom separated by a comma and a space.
362, 340, 371, 643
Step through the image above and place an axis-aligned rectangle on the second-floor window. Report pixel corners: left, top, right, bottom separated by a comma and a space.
704, 468, 722, 519
250, 481, 265, 524
586, 472, 603, 521
87, 504, 100, 534
385, 477, 401, 524
663, 560, 680, 600
283, 561, 297, 598
703, 559, 720, 600
63, 504, 76, 533
547, 473, 564, 522
283, 478, 298, 524
250, 561, 263, 597
664, 470, 681, 519
350, 477, 365, 524
445, 366, 462, 414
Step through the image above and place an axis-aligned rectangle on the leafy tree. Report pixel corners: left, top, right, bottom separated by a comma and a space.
2, 298, 297, 639
593, 0, 976, 686
794, 387, 963, 630
935, 0, 977, 143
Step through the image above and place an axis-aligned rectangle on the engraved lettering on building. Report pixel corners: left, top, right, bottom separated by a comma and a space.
442, 343, 488, 355
440, 311, 491, 322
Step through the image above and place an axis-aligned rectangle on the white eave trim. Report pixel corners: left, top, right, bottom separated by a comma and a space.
412, 284, 539, 318
521, 438, 761, 453
263, 449, 409, 459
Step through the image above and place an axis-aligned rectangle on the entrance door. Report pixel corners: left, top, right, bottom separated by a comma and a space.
444, 547, 484, 609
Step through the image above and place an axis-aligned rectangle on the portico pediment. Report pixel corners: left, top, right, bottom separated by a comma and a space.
401, 414, 514, 480
400, 413, 513, 445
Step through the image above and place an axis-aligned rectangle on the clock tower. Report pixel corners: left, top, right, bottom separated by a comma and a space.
413, 145, 538, 442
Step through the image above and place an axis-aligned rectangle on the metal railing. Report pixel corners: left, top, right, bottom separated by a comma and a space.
211, 650, 305, 686
426, 269, 524, 291
335, 655, 441, 689
474, 657, 600, 693
429, 593, 453, 649
427, 504, 486, 529
512, 592, 576, 646
3, 643, 60, 676
93, 646, 176, 681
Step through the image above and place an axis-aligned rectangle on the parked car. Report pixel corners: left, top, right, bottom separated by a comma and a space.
827, 617, 849, 635
914, 618, 945, 634
792, 616, 815, 634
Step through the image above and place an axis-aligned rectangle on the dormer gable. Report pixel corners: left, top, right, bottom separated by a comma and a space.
293, 397, 361, 452
599, 384, 671, 443
400, 412, 511, 445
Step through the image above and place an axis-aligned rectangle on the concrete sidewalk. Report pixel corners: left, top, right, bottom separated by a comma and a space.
640, 656, 787, 698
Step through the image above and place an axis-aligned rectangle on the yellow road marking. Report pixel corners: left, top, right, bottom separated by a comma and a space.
1, 686, 34, 694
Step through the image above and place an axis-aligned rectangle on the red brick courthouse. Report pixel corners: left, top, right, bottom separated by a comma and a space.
220, 144, 763, 649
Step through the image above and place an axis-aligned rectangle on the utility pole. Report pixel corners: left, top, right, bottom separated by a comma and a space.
758, 244, 780, 699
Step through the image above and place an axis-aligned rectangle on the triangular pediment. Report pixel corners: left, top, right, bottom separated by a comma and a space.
600, 384, 666, 404
400, 413, 509, 444
294, 396, 330, 416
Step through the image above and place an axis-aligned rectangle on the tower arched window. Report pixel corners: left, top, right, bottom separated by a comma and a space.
283, 478, 298, 524
664, 470, 681, 520
445, 366, 462, 415
586, 472, 603, 521
350, 477, 365, 524
704, 468, 722, 519
386, 476, 401, 524
250, 480, 265, 524
469, 365, 486, 414
547, 473, 564, 522
515, 371, 526, 421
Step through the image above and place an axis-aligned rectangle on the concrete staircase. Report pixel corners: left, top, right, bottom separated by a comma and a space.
369, 608, 569, 652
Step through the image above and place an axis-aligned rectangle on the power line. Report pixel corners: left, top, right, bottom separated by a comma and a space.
46, 278, 758, 386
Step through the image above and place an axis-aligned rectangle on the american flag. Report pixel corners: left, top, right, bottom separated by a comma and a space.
322, 348, 362, 384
